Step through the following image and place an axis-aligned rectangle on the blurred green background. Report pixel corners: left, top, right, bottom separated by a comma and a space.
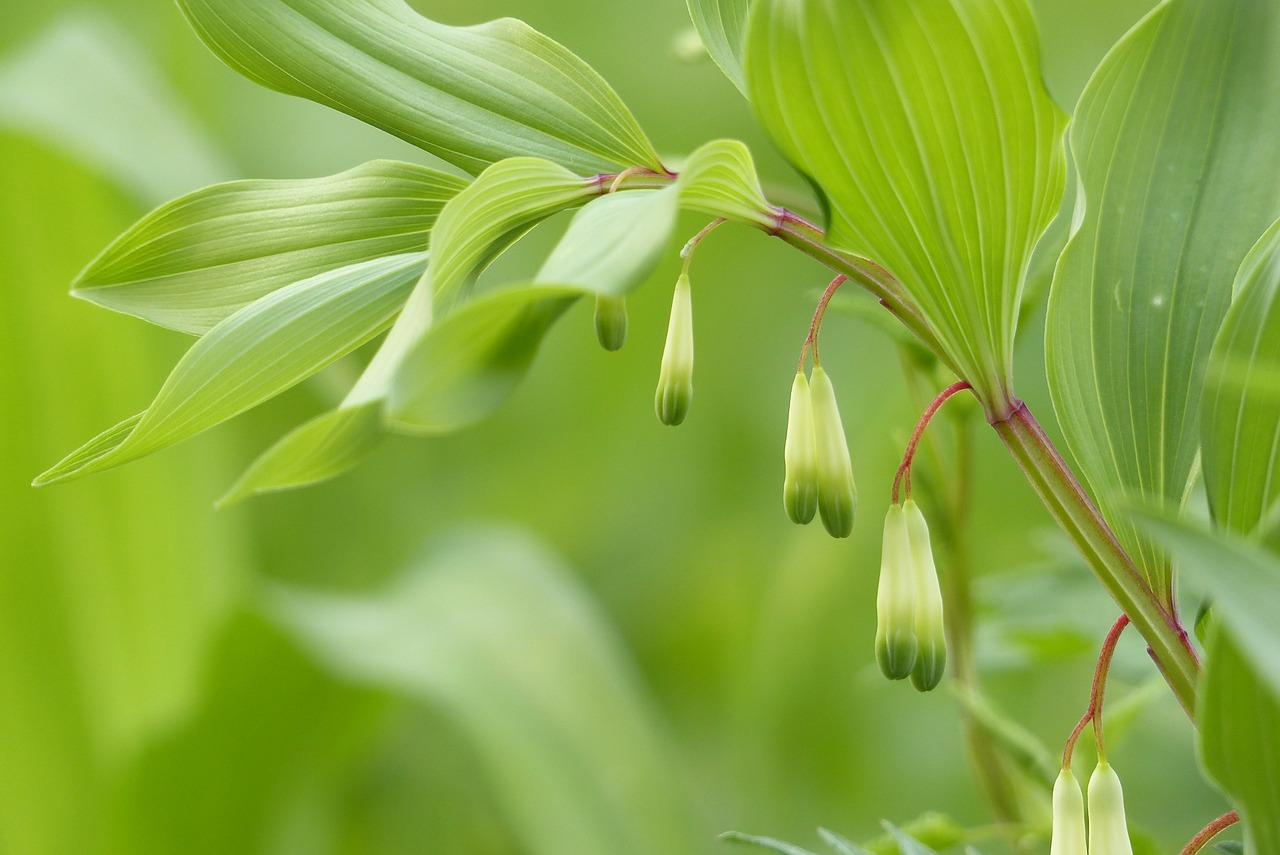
0, 0, 1231, 852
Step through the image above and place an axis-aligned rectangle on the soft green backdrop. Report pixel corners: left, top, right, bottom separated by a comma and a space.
0, 0, 1230, 852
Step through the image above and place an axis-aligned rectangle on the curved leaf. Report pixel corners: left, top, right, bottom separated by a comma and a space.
686, 0, 751, 95
1046, 0, 1280, 604
74, 160, 467, 334
36, 253, 426, 485
1202, 219, 1280, 545
745, 0, 1065, 408
676, 138, 774, 230
218, 401, 385, 506
388, 285, 581, 435
536, 187, 680, 295
178, 0, 662, 176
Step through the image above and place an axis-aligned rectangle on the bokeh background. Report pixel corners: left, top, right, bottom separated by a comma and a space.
0, 0, 1231, 852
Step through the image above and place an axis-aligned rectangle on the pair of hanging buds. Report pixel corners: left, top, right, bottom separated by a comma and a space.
875, 500, 946, 691
1051, 762, 1134, 855
783, 368, 857, 537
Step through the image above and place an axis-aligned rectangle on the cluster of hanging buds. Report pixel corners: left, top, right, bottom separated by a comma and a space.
876, 499, 946, 690
782, 276, 857, 537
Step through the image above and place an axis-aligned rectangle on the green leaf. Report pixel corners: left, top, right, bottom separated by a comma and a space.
818, 829, 874, 855
720, 831, 822, 855
536, 187, 680, 295
36, 253, 426, 485
882, 824, 940, 855
268, 526, 699, 855
387, 285, 581, 434
1200, 633, 1280, 855
74, 160, 467, 334
744, 0, 1065, 407
1046, 0, 1280, 606
1202, 218, 1280, 545
218, 401, 385, 506
177, 0, 662, 176
686, 0, 750, 95
676, 138, 774, 230
1136, 514, 1280, 703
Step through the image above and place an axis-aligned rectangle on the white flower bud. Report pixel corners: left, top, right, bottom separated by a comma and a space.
1088, 762, 1134, 855
876, 503, 918, 680
904, 499, 946, 691
783, 371, 818, 524
655, 272, 694, 426
809, 366, 856, 538
594, 295, 628, 351
1050, 769, 1088, 855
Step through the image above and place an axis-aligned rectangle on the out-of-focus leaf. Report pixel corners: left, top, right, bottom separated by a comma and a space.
37, 253, 425, 485
881, 823, 941, 855
686, 0, 750, 95
1136, 514, 1280, 702
536, 188, 679, 295
864, 817, 963, 855
1046, 0, 1280, 606
720, 831, 822, 855
218, 401, 385, 506
745, 0, 1065, 407
818, 828, 874, 855
0, 15, 233, 205
177, 0, 662, 176
676, 138, 774, 230
74, 161, 467, 334
269, 527, 699, 855
388, 285, 580, 434
1200, 633, 1280, 855
1202, 219, 1280, 546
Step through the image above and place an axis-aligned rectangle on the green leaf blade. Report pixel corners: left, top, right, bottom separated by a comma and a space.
177, 0, 663, 176
676, 138, 774, 230
37, 253, 425, 485
74, 160, 467, 334
1046, 0, 1280, 604
686, 0, 751, 95
744, 0, 1065, 407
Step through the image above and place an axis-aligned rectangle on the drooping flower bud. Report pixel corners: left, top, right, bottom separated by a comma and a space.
904, 499, 946, 692
809, 366, 856, 537
1088, 762, 1134, 855
876, 503, 918, 680
655, 272, 694, 426
1050, 769, 1088, 855
783, 371, 818, 524
594, 295, 628, 351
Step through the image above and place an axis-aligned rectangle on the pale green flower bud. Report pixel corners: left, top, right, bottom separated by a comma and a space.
594, 295, 628, 351
809, 366, 856, 537
876, 503, 917, 680
783, 371, 819, 524
655, 272, 694, 426
1088, 762, 1134, 855
1050, 769, 1088, 855
904, 499, 946, 692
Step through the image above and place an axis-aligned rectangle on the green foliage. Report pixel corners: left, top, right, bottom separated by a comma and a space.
685, 0, 750, 95
1046, 0, 1280, 606
744, 0, 1065, 408
176, 0, 663, 175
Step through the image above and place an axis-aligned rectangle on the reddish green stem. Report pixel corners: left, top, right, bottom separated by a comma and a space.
1178, 812, 1240, 855
891, 381, 973, 503
1062, 614, 1130, 767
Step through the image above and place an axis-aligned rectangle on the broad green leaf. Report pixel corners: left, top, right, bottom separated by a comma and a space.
686, 0, 750, 95
268, 527, 699, 855
720, 831, 822, 855
177, 0, 663, 176
73, 161, 467, 335
1200, 633, 1280, 855
676, 138, 774, 231
388, 285, 581, 434
36, 253, 426, 485
0, 15, 233, 205
218, 401, 385, 506
1046, 0, 1280, 605
1137, 514, 1280, 702
536, 188, 680, 294
1202, 219, 1280, 545
745, 0, 1065, 408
